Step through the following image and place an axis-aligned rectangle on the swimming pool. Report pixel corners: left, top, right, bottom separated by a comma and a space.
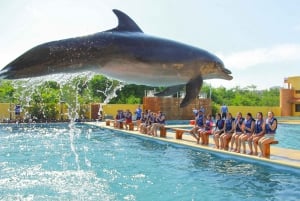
274, 124, 300, 150
0, 123, 299, 200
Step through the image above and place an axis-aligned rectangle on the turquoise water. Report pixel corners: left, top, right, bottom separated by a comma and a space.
0, 123, 300, 200
274, 124, 300, 150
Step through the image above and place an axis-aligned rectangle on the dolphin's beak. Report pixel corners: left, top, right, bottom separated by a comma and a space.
223, 68, 231, 75
0, 68, 11, 79
216, 62, 232, 80
222, 68, 233, 80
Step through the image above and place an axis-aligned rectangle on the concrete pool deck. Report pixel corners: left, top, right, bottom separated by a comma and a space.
86, 122, 300, 170
278, 119, 300, 125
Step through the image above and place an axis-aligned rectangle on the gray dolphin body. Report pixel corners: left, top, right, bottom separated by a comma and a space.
0, 9, 232, 107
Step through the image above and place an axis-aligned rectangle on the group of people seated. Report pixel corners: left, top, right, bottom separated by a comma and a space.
139, 110, 166, 136
114, 109, 133, 130
190, 109, 277, 158
114, 108, 166, 137
114, 106, 277, 157
190, 110, 213, 145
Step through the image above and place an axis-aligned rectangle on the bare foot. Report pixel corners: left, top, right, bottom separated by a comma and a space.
258, 153, 266, 158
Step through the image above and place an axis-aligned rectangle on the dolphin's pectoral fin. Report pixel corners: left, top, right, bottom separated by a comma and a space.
154, 85, 185, 97
180, 75, 203, 108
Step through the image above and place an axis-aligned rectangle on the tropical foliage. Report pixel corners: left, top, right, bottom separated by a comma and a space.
200, 84, 279, 106
0, 75, 279, 120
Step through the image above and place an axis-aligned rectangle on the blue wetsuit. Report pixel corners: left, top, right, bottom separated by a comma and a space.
254, 119, 264, 134
265, 118, 277, 134
136, 108, 142, 120
225, 118, 233, 132
196, 115, 204, 127
216, 119, 224, 130
235, 118, 244, 133
244, 118, 254, 134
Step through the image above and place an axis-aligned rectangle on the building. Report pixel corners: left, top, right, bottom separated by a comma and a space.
143, 96, 211, 120
280, 76, 300, 116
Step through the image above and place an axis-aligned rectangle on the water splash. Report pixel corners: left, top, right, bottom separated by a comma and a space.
11, 79, 45, 122
68, 122, 81, 170
59, 75, 92, 170
9, 72, 124, 122
96, 78, 124, 104
6, 72, 124, 173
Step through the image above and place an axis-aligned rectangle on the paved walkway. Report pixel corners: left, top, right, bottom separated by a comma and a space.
86, 122, 300, 169
278, 119, 300, 124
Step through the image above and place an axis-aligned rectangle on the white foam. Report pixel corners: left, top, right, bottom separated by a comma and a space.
0, 164, 115, 200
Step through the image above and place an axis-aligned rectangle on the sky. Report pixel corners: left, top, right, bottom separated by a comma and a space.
0, 0, 299, 89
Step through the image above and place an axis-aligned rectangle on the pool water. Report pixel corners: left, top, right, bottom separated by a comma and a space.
274, 124, 300, 150
0, 123, 299, 200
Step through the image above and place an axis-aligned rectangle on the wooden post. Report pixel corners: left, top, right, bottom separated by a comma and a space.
119, 122, 123, 129
263, 140, 279, 157
160, 126, 166, 137
136, 120, 141, 131
175, 130, 184, 139
129, 123, 134, 131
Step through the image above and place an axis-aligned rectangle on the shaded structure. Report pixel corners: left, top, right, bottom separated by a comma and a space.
280, 76, 300, 116
143, 96, 211, 120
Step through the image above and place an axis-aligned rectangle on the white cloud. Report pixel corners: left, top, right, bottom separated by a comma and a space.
217, 44, 300, 70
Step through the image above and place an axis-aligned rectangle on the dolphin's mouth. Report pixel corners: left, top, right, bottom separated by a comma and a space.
221, 69, 233, 80
0, 68, 12, 79
222, 67, 233, 80
215, 61, 232, 80
223, 67, 231, 75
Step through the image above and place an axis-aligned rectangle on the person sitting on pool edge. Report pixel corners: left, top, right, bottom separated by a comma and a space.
248, 112, 265, 155
258, 111, 277, 157
115, 110, 125, 129
220, 112, 234, 150
149, 111, 166, 137
139, 111, 148, 133
124, 109, 133, 130
146, 112, 157, 135
189, 110, 206, 144
213, 113, 225, 149
199, 114, 213, 145
229, 112, 244, 152
236, 112, 255, 154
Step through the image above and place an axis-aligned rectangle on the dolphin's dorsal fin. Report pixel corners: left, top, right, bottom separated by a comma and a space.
109, 9, 143, 33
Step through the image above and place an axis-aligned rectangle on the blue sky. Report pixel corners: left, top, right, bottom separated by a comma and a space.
0, 0, 299, 89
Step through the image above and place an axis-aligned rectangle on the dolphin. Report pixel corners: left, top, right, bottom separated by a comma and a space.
0, 9, 232, 107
